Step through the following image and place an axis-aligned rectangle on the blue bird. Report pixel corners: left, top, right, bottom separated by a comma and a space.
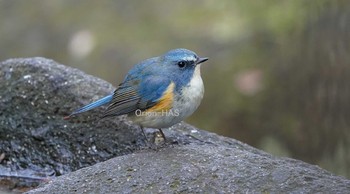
65, 48, 208, 140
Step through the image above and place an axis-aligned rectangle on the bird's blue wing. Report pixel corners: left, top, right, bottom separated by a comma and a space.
102, 75, 173, 118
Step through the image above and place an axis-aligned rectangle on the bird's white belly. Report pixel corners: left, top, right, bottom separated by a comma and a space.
129, 65, 204, 128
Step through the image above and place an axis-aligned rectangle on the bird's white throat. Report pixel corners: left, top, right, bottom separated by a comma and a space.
174, 64, 204, 118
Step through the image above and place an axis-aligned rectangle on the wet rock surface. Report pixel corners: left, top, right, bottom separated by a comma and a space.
0, 58, 145, 177
0, 58, 349, 193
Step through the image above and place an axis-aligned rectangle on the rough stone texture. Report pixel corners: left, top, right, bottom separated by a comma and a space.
0, 58, 145, 177
29, 144, 350, 194
0, 58, 349, 193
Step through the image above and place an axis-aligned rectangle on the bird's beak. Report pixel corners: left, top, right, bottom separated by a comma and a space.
196, 57, 208, 65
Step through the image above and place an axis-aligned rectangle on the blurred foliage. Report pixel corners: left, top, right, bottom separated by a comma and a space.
1, 1, 349, 178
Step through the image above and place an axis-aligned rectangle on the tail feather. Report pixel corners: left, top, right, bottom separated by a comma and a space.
64, 94, 113, 119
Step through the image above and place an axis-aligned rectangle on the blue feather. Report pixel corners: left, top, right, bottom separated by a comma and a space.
65, 94, 113, 119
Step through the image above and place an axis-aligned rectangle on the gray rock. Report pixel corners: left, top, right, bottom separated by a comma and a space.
0, 58, 349, 193
28, 144, 350, 194
0, 57, 147, 178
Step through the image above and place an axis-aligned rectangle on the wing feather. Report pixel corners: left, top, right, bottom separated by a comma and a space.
102, 76, 172, 118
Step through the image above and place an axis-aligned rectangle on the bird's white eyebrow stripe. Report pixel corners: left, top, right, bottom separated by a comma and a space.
182, 56, 196, 61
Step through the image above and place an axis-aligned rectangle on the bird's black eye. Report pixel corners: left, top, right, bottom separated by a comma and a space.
178, 61, 186, 68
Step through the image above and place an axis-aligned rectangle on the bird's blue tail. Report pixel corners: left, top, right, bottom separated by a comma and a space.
64, 94, 113, 119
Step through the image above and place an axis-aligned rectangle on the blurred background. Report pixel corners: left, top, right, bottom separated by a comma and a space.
0, 1, 349, 178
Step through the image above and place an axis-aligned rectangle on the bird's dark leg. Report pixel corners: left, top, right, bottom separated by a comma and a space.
140, 126, 148, 141
158, 128, 166, 140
